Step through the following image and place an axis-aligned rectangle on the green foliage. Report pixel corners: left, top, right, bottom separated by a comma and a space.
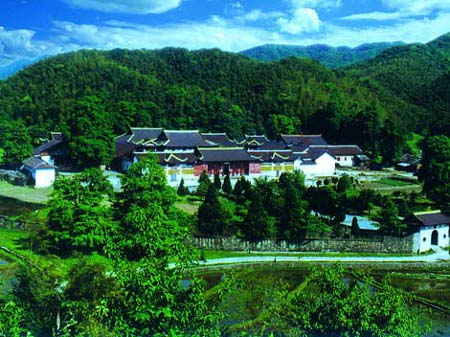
277, 172, 309, 241
222, 173, 232, 195
241, 42, 403, 68
65, 96, 115, 168
213, 172, 222, 191
106, 154, 223, 336
110, 154, 177, 261
0, 300, 32, 337
10, 265, 62, 336
336, 173, 352, 194
378, 197, 406, 236
351, 216, 360, 238
419, 135, 450, 210
197, 183, 229, 237
0, 119, 33, 165
279, 265, 429, 337
242, 190, 272, 242
47, 168, 113, 254
177, 178, 189, 196
196, 171, 211, 197
0, 45, 443, 164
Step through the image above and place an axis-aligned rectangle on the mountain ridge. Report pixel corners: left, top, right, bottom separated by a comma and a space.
240, 41, 405, 68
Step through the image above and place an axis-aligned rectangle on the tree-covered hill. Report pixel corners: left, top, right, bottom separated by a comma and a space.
240, 42, 404, 68
0, 37, 448, 166
344, 33, 450, 135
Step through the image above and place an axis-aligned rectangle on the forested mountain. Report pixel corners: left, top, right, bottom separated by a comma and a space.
344, 33, 450, 136
0, 32, 449, 166
240, 42, 404, 68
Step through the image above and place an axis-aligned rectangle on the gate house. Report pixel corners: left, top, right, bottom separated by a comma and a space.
409, 211, 450, 253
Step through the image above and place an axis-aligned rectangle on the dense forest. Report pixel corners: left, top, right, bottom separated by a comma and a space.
0, 33, 449, 166
240, 41, 404, 68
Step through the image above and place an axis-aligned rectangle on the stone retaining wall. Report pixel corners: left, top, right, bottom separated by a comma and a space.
192, 235, 414, 254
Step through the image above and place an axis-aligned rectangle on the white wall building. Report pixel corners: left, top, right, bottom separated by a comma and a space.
23, 157, 57, 188
409, 211, 450, 253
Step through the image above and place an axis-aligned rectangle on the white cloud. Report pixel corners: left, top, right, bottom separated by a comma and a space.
2, 4, 450, 70
52, 20, 282, 52
320, 12, 450, 46
382, 0, 450, 14
61, 0, 182, 14
277, 8, 321, 34
340, 11, 403, 21
340, 0, 450, 22
235, 9, 284, 23
0, 27, 59, 66
231, 2, 243, 10
289, 0, 341, 9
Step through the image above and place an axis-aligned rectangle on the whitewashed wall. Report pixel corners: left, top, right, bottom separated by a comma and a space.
298, 153, 335, 177
34, 168, 55, 188
412, 224, 449, 253
335, 155, 354, 167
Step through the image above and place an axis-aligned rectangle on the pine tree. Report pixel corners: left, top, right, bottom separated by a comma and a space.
196, 170, 211, 196
233, 178, 243, 197
351, 216, 360, 238
213, 172, 222, 191
177, 178, 189, 196
243, 190, 271, 242
197, 183, 228, 237
222, 173, 232, 195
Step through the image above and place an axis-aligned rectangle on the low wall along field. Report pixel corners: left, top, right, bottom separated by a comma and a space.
192, 235, 415, 254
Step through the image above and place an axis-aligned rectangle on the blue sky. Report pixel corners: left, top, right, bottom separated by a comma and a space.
1, 0, 450, 67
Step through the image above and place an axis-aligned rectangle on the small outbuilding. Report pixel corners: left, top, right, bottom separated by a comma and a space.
407, 210, 450, 253
23, 157, 57, 188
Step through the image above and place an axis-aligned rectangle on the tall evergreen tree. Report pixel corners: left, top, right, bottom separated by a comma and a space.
177, 178, 189, 196
243, 190, 271, 242
351, 216, 360, 238
197, 183, 228, 237
196, 170, 211, 197
278, 182, 309, 242
419, 135, 450, 211
213, 172, 222, 191
222, 173, 232, 195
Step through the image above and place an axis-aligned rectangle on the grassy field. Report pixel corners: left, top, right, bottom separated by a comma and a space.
0, 227, 111, 275
378, 178, 418, 187
359, 181, 422, 194
0, 181, 52, 204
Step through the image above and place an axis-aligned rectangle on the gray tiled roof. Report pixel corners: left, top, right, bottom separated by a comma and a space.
128, 128, 163, 144
280, 134, 328, 146
198, 148, 254, 162
309, 145, 363, 156
201, 133, 237, 147
158, 130, 216, 148
414, 211, 450, 227
23, 157, 56, 169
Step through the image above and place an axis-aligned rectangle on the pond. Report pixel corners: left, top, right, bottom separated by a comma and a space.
197, 265, 450, 336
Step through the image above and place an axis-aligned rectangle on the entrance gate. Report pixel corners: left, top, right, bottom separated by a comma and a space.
431, 230, 439, 245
